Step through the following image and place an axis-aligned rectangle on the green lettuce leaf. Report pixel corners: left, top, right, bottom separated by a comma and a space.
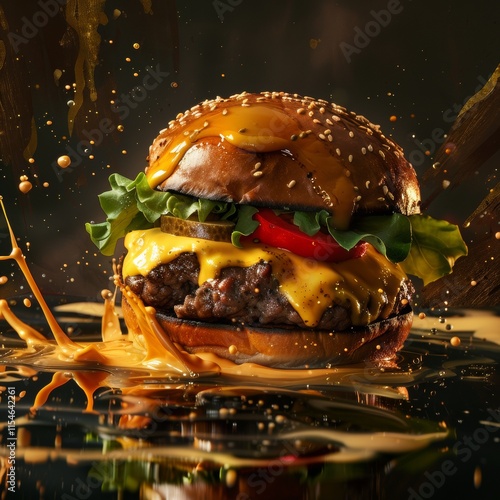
231, 205, 259, 246
292, 210, 325, 236
86, 172, 236, 256
401, 215, 468, 285
85, 173, 157, 256
292, 210, 412, 263
327, 213, 412, 263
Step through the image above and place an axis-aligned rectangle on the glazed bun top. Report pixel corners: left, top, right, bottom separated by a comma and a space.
146, 91, 420, 229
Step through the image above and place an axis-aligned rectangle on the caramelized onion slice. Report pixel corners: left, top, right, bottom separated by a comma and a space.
160, 215, 234, 242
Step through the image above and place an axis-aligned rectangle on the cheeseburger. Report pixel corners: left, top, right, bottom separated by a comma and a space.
87, 91, 467, 368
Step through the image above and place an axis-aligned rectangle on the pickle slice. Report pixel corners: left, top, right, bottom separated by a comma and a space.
160, 215, 234, 242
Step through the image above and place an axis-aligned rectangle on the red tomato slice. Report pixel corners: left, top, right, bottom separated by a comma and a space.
241, 209, 367, 262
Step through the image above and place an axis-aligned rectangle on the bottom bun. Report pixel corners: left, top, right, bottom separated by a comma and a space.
122, 298, 413, 368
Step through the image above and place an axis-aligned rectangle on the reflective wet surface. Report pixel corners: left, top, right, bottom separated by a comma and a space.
1, 300, 499, 499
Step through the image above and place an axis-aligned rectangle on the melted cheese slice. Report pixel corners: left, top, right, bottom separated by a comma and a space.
122, 228, 408, 328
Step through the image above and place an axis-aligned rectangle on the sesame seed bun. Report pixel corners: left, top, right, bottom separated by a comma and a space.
147, 91, 421, 224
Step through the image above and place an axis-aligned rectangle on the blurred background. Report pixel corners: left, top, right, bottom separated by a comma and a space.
0, 0, 498, 303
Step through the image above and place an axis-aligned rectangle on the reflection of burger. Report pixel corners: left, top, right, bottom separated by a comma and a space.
87, 92, 466, 368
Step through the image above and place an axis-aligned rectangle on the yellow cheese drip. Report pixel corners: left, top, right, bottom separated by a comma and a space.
146, 102, 356, 229
122, 229, 407, 328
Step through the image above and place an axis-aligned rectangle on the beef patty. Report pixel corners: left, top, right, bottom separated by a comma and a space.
124, 253, 413, 331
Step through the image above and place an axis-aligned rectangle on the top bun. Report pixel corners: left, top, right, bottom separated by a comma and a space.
146, 91, 420, 229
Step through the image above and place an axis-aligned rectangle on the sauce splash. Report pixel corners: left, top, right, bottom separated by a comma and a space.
0, 196, 219, 382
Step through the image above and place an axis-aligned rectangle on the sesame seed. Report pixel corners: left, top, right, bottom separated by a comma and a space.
287, 180, 296, 188
326, 118, 334, 126
253, 170, 263, 177
319, 133, 326, 140
327, 134, 333, 142
319, 107, 325, 114
355, 195, 362, 201
313, 118, 321, 124
348, 131, 354, 138
387, 191, 395, 200
344, 169, 351, 177
336, 148, 341, 156
367, 144, 373, 152
361, 147, 367, 155
382, 185, 389, 195
297, 108, 306, 114
239, 128, 247, 133
254, 162, 262, 170
324, 129, 331, 135
203, 121, 209, 128
290, 134, 298, 141
222, 109, 228, 116
299, 132, 307, 139
331, 115, 341, 122
379, 150, 386, 159
377, 197, 385, 202
348, 154, 353, 163
308, 111, 314, 117
365, 180, 371, 189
